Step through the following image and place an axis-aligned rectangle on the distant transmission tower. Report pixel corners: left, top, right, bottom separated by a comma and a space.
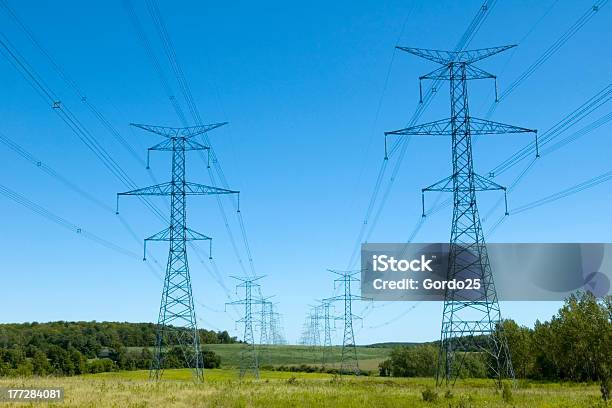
325, 269, 371, 375
307, 304, 323, 363
267, 302, 279, 344
267, 302, 286, 345
257, 297, 274, 366
385, 46, 538, 386
258, 297, 273, 345
321, 300, 333, 368
117, 123, 238, 381
226, 276, 263, 378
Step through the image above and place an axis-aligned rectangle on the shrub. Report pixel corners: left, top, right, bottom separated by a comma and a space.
601, 377, 610, 402
388, 344, 437, 377
421, 386, 438, 402
501, 382, 513, 403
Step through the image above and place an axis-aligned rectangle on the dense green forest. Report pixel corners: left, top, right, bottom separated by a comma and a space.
379, 292, 611, 396
0, 322, 237, 376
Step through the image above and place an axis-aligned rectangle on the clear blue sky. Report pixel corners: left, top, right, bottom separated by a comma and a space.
0, 0, 610, 344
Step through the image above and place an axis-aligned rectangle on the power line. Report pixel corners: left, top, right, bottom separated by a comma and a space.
0, 30, 168, 224
491, 84, 612, 177
513, 170, 612, 215
122, 0, 189, 125
0, 0, 147, 166
424, 85, 612, 220
0, 183, 138, 259
487, 0, 608, 117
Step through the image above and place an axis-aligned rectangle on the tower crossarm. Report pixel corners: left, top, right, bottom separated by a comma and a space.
148, 138, 210, 152
423, 172, 505, 193
469, 117, 536, 135
325, 294, 372, 302
385, 118, 454, 136
396, 45, 516, 65
142, 226, 214, 260
420, 65, 495, 81
385, 117, 535, 137
184, 182, 239, 196
421, 173, 508, 216
117, 182, 238, 197
144, 227, 212, 242
131, 122, 228, 139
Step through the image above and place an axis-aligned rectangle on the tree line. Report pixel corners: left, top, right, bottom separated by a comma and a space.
380, 292, 611, 392
0, 321, 237, 376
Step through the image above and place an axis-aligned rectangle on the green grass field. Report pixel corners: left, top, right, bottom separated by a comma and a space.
0, 369, 605, 407
201, 344, 391, 371
125, 344, 392, 372
0, 345, 605, 407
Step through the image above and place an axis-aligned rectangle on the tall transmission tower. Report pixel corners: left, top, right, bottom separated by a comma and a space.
325, 269, 371, 375
226, 276, 263, 378
385, 45, 538, 386
117, 123, 239, 381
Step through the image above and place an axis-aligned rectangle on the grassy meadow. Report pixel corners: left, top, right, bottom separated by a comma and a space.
0, 369, 605, 407
0, 345, 606, 407
201, 344, 391, 371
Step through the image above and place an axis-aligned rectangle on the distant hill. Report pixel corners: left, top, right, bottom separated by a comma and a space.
365, 342, 423, 348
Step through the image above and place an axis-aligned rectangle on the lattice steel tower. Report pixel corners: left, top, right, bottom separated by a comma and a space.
226, 276, 262, 378
325, 269, 370, 375
385, 46, 538, 386
117, 123, 238, 381
321, 300, 333, 368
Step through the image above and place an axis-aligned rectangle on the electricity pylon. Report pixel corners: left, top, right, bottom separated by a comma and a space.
321, 300, 333, 368
267, 302, 280, 344
306, 304, 324, 363
117, 123, 238, 381
257, 297, 274, 366
265, 302, 285, 345
299, 320, 310, 345
226, 276, 263, 378
385, 46, 538, 386
258, 297, 273, 345
325, 269, 371, 375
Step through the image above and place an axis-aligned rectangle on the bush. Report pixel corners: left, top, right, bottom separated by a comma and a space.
202, 349, 221, 369
387, 344, 437, 377
501, 382, 513, 403
86, 358, 115, 374
378, 359, 391, 377
421, 386, 438, 402
601, 377, 610, 402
